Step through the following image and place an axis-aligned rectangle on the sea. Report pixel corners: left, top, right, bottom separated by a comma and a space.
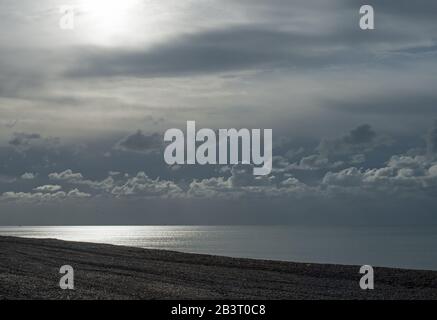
0, 225, 436, 271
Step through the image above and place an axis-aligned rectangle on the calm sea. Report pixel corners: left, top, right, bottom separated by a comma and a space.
1, 225, 436, 271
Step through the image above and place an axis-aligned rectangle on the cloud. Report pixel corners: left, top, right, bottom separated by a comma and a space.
21, 172, 36, 180
188, 164, 310, 199
8, 132, 41, 147
61, 0, 437, 81
288, 154, 344, 171
43, 166, 311, 200
426, 120, 437, 155
66, 188, 91, 198
2, 0, 437, 224
274, 125, 383, 173
116, 130, 162, 153
188, 177, 234, 199
317, 124, 390, 157
0, 175, 16, 184
37, 121, 437, 202
326, 92, 437, 115
3, 119, 18, 128
350, 154, 366, 165
187, 175, 311, 200
111, 172, 183, 198
322, 154, 437, 196
33, 185, 62, 192
81, 176, 115, 192
48, 169, 115, 192
1, 189, 90, 203
229, 164, 273, 187
48, 169, 84, 182
65, 28, 317, 78
322, 167, 364, 188
5, 132, 61, 157
64, 23, 395, 79
344, 124, 376, 145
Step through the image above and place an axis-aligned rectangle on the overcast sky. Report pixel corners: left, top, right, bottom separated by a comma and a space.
1, 0, 437, 225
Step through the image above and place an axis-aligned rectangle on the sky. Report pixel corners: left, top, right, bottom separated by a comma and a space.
0, 0, 437, 225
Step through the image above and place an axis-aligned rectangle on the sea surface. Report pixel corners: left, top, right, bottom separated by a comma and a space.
1, 225, 436, 271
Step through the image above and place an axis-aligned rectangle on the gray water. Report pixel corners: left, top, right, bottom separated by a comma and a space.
1, 225, 436, 271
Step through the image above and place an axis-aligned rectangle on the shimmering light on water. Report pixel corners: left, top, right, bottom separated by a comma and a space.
1, 225, 437, 270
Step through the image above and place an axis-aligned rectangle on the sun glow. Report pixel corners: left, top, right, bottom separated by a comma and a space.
73, 0, 191, 46
80, 0, 141, 43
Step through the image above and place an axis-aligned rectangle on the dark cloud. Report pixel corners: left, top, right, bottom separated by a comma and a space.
326, 92, 437, 115
61, 0, 437, 80
426, 120, 437, 155
344, 124, 376, 145
65, 28, 326, 78
2, 124, 437, 224
317, 124, 388, 157
229, 164, 272, 187
116, 131, 163, 153
65, 25, 406, 79
8, 132, 41, 147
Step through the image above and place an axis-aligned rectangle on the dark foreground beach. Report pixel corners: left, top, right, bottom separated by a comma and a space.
0, 236, 436, 300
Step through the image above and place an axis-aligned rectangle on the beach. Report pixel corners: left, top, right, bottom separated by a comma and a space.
0, 236, 436, 300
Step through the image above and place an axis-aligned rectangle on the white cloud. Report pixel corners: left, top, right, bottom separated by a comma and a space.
1, 187, 90, 203
48, 169, 83, 182
33, 185, 62, 192
111, 172, 183, 198
49, 169, 115, 192
188, 165, 311, 199
1, 191, 67, 202
21, 172, 36, 180
67, 188, 91, 198
322, 155, 437, 195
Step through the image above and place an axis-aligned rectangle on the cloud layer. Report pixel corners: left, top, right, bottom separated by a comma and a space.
1, 1, 437, 224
